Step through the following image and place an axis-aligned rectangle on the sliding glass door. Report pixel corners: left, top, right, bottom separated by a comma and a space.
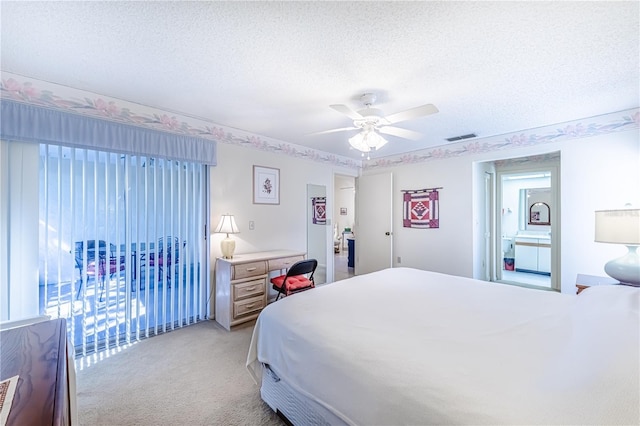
39, 144, 209, 356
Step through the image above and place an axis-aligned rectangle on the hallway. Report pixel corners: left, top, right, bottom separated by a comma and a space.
334, 249, 355, 281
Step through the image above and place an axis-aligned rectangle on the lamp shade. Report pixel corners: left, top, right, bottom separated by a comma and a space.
214, 214, 240, 235
595, 209, 640, 245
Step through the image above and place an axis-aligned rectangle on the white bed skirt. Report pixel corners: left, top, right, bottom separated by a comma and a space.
260, 363, 347, 426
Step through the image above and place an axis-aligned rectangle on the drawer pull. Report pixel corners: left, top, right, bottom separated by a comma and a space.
244, 286, 257, 291
244, 303, 255, 309
246, 267, 257, 272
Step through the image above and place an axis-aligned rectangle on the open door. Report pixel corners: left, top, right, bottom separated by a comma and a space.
355, 172, 393, 275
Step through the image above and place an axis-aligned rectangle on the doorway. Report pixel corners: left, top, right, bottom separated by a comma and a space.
491, 154, 560, 291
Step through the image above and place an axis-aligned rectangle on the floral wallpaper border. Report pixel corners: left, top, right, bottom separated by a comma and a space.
2, 72, 637, 172
0, 72, 361, 170
494, 151, 561, 169
364, 109, 639, 170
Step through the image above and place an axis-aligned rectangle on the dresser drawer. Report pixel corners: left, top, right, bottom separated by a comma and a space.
233, 295, 265, 318
233, 278, 265, 301
268, 255, 304, 272
232, 261, 267, 280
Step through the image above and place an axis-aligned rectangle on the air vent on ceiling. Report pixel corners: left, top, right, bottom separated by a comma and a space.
446, 133, 477, 142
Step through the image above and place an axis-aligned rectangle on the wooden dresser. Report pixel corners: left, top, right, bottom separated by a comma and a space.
215, 250, 305, 331
0, 318, 71, 426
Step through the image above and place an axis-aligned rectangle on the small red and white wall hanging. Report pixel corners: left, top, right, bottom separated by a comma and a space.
312, 197, 327, 225
402, 187, 441, 229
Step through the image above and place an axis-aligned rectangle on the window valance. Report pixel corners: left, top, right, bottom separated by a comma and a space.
1, 100, 217, 165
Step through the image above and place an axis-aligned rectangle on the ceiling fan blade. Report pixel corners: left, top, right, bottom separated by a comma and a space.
385, 104, 439, 124
379, 126, 423, 140
307, 126, 358, 136
330, 104, 363, 120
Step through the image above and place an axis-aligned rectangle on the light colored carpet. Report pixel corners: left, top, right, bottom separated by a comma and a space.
75, 320, 282, 425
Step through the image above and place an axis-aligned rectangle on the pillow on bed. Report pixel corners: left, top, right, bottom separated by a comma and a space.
567, 284, 638, 367
534, 285, 639, 424
576, 283, 639, 314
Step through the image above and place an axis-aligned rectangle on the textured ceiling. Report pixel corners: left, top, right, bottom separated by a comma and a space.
1, 1, 638, 160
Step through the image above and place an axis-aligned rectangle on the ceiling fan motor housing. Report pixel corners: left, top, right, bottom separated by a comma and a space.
354, 107, 390, 128
360, 93, 377, 105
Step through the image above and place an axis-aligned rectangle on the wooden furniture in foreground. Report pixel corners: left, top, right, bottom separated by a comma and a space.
0, 318, 71, 426
215, 250, 305, 331
575, 273, 619, 294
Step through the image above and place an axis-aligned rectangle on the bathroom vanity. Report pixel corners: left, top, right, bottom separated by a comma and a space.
514, 234, 551, 275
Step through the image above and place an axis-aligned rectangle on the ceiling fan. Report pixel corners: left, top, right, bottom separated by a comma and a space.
312, 93, 438, 156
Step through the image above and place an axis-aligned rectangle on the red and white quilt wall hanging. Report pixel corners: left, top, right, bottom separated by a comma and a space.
403, 188, 440, 228
312, 197, 326, 225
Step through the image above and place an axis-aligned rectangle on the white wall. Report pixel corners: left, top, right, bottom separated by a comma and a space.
385, 155, 475, 277
560, 133, 640, 287
209, 143, 357, 310
361, 130, 640, 294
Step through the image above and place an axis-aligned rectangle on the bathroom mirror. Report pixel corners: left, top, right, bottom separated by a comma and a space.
519, 187, 551, 229
529, 202, 550, 225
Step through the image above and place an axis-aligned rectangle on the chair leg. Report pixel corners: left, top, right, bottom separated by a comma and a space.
165, 266, 171, 288
75, 277, 84, 300
99, 275, 106, 302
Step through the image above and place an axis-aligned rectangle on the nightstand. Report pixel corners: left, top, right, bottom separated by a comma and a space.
575, 274, 619, 294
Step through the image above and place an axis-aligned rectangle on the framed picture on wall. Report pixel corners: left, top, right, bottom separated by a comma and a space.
340, 207, 347, 215
253, 165, 280, 204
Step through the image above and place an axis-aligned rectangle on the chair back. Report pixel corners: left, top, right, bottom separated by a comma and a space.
286, 259, 317, 281
74, 240, 108, 269
158, 237, 181, 262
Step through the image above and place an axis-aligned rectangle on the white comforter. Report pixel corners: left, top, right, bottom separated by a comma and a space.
247, 267, 640, 425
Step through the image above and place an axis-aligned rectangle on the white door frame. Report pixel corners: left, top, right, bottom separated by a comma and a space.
493, 164, 560, 290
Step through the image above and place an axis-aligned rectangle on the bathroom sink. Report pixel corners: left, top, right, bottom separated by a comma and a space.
516, 233, 550, 239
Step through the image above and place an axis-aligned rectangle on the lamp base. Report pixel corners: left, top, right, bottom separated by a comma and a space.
220, 237, 236, 259
604, 245, 640, 286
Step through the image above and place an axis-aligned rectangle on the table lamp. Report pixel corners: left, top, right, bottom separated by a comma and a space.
214, 214, 240, 259
595, 208, 640, 286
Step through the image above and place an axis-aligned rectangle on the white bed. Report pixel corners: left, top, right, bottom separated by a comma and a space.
247, 267, 639, 425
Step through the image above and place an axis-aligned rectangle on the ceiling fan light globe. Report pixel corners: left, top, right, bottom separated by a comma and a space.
349, 131, 388, 153
348, 133, 371, 152
367, 131, 388, 150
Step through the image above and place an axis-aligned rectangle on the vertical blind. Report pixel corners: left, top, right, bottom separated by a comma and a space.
39, 144, 209, 356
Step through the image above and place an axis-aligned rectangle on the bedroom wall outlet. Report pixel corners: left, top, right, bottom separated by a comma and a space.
397, 256, 401, 264
249, 220, 255, 230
